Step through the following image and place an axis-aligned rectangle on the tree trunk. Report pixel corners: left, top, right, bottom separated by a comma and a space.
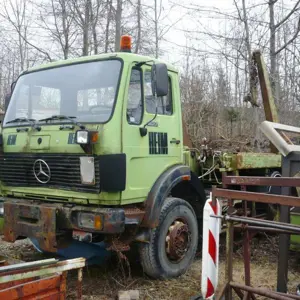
135, 0, 141, 54
114, 0, 122, 52
61, 0, 69, 59
91, 0, 100, 55
242, 0, 251, 73
105, 0, 112, 53
269, 0, 279, 101
82, 0, 90, 56
154, 0, 158, 58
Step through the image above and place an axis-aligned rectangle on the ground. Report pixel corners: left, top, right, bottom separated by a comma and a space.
0, 234, 299, 300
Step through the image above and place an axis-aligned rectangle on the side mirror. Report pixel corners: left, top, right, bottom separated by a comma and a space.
151, 63, 168, 97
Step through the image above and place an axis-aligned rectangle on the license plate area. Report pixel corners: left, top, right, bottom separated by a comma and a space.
72, 230, 92, 242
3, 202, 57, 252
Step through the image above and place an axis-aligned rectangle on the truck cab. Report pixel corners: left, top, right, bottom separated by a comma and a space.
0, 36, 205, 279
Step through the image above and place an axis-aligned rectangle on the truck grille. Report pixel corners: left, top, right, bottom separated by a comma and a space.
0, 153, 100, 193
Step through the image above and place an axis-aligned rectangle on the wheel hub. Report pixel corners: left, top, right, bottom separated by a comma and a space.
166, 220, 191, 261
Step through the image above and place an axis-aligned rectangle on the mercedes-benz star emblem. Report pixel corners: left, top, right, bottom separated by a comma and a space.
33, 159, 51, 184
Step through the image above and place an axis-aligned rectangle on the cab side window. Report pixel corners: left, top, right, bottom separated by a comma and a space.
145, 70, 172, 115
127, 68, 143, 124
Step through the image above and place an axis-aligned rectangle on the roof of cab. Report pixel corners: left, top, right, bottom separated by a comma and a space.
24, 52, 178, 74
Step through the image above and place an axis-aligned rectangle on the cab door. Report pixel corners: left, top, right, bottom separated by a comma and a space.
121, 64, 183, 204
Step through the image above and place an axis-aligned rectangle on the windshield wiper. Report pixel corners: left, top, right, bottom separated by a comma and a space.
39, 115, 85, 129
6, 117, 41, 131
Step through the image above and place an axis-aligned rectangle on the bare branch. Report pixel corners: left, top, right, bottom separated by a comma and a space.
275, 0, 300, 29
233, 0, 243, 22
0, 0, 52, 62
275, 17, 300, 55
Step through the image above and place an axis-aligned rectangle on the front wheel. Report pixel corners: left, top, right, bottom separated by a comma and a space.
139, 197, 198, 279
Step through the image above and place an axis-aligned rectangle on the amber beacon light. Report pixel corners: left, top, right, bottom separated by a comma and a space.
120, 35, 132, 52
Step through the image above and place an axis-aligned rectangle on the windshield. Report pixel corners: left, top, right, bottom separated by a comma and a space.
3, 59, 122, 127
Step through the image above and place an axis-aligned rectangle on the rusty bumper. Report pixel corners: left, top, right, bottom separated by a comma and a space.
4, 202, 57, 252
3, 200, 144, 253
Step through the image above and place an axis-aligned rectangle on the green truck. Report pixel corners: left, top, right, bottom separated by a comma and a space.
0, 37, 282, 279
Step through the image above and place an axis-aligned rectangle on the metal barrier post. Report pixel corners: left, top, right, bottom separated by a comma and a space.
212, 175, 300, 300
225, 199, 234, 300
277, 153, 300, 293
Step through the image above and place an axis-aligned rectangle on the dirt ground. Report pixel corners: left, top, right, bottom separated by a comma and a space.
0, 234, 299, 300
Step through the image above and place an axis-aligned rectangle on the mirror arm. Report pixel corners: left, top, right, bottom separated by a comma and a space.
139, 105, 158, 137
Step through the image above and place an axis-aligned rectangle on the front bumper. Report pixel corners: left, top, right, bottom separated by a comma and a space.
3, 200, 145, 252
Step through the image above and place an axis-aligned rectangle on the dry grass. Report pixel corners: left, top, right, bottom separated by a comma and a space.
0, 234, 299, 300
65, 234, 300, 300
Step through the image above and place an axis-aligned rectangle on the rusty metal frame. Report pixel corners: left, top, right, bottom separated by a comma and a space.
0, 257, 85, 299
213, 174, 300, 300
3, 199, 147, 252
222, 175, 300, 187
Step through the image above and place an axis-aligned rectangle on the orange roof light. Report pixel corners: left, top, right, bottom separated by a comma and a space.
120, 35, 132, 52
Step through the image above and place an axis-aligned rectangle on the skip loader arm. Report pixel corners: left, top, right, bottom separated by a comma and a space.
249, 50, 279, 153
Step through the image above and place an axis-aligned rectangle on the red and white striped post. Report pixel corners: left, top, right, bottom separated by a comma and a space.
201, 193, 221, 299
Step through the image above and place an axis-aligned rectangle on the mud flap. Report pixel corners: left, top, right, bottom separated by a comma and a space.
30, 238, 111, 265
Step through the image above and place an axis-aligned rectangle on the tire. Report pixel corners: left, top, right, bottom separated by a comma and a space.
139, 197, 198, 279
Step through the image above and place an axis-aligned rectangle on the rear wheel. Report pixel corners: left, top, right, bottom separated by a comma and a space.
139, 197, 198, 279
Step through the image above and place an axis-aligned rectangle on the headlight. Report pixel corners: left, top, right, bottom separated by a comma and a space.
0, 202, 3, 217
75, 130, 99, 145
76, 130, 89, 144
76, 212, 103, 230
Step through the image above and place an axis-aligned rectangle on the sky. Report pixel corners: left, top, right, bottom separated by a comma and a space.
159, 0, 244, 68
1, 0, 298, 72
161, 0, 298, 65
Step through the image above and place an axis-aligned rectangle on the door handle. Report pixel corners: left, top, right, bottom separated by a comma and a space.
170, 138, 180, 145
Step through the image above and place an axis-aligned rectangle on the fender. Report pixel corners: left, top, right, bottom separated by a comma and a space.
141, 164, 206, 228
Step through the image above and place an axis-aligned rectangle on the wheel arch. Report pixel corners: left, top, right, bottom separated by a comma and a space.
140, 164, 207, 228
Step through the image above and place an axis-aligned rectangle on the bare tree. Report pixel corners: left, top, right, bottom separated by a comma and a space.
154, 0, 159, 58
39, 0, 77, 59
269, 0, 300, 98
104, 0, 113, 53
71, 0, 92, 56
114, 0, 123, 51
135, 0, 141, 53
90, 0, 103, 54
1, 0, 52, 63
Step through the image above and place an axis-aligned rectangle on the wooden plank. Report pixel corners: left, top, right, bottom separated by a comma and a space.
0, 275, 62, 300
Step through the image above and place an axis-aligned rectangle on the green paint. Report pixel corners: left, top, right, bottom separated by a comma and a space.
1, 52, 183, 206
291, 212, 300, 251
0, 218, 3, 234
24, 52, 178, 74
183, 148, 199, 174
0, 51, 284, 209
236, 152, 281, 170
204, 151, 281, 173
1, 49, 298, 251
